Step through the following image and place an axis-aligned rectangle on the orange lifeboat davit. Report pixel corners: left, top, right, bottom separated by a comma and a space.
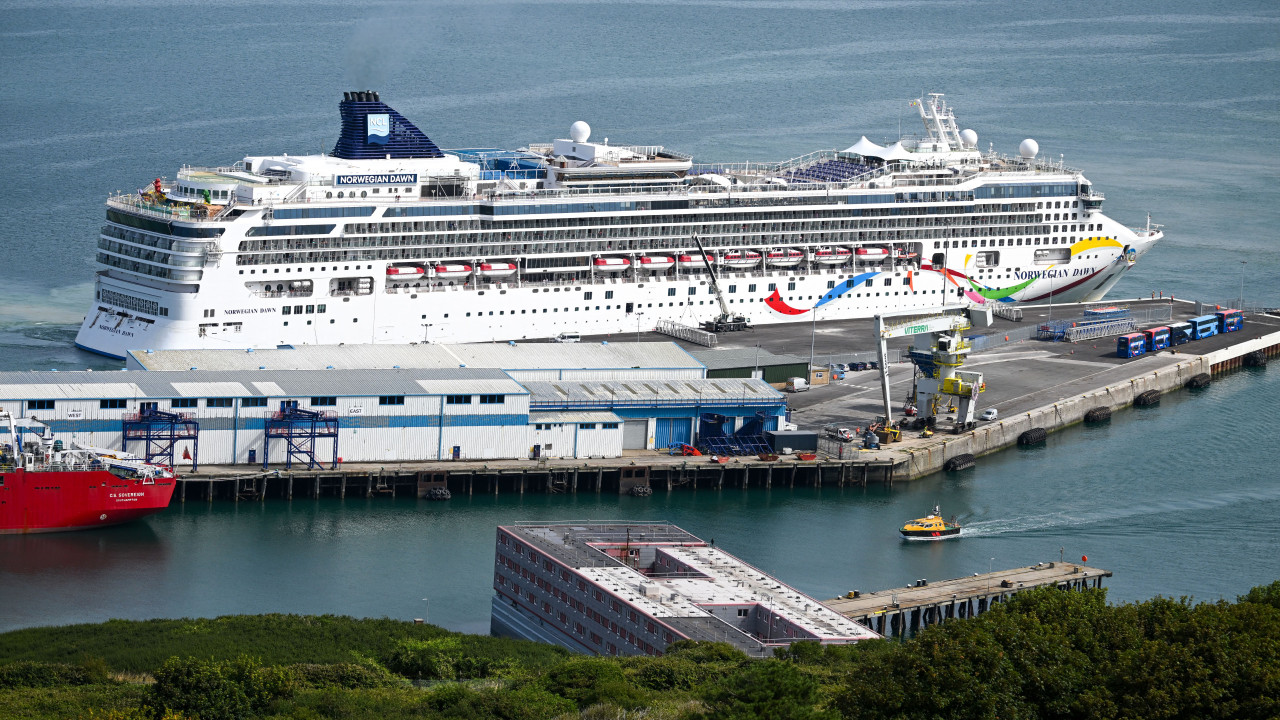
638, 256, 675, 270
477, 262, 518, 278
720, 250, 762, 267
593, 257, 631, 272
433, 264, 473, 279
677, 254, 716, 268
813, 247, 852, 264
766, 248, 804, 267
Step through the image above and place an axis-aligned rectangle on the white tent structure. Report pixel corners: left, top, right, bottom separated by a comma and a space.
876, 141, 915, 162
842, 136, 886, 157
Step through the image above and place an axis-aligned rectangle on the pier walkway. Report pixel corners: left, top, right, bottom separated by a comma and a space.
826, 562, 1111, 638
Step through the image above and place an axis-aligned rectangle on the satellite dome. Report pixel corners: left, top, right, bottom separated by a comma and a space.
569, 121, 591, 143
1019, 138, 1039, 159
960, 129, 978, 148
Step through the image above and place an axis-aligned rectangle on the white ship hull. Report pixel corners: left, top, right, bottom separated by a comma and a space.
74, 91, 1162, 358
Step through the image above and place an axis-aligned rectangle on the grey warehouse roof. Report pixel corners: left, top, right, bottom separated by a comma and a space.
524, 378, 782, 406
0, 367, 524, 400
689, 348, 808, 371
126, 342, 704, 373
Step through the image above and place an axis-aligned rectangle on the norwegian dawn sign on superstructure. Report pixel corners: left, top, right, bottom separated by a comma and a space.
75, 90, 1162, 358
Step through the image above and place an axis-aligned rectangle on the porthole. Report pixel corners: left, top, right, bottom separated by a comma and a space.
360, 191, 367, 198
337, 191, 344, 198
326, 192, 332, 198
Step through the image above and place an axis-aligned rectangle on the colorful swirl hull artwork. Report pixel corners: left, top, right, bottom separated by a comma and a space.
763, 237, 1126, 315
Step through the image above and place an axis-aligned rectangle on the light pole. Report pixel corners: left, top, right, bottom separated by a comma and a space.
1239, 261, 1247, 309
421, 323, 432, 343
986, 557, 994, 594
808, 308, 818, 381
635, 312, 645, 343
421, 597, 430, 625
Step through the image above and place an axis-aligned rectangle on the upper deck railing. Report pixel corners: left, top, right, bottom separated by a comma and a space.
106, 149, 1087, 228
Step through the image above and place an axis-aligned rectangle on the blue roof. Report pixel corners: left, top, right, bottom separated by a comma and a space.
330, 92, 444, 160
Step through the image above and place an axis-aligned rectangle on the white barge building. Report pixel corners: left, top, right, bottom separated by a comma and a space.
491, 522, 879, 657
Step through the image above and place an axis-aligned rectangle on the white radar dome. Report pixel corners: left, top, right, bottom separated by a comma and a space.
1019, 138, 1039, 159
569, 121, 591, 143
960, 128, 978, 148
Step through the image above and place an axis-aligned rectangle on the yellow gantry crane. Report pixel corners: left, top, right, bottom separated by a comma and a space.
873, 306, 992, 433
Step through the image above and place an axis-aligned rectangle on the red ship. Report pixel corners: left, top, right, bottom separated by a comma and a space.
1, 411, 176, 534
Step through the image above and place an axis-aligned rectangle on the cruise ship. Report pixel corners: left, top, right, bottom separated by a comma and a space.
75, 92, 1162, 358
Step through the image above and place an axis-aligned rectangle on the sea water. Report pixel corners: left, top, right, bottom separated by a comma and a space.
0, 0, 1277, 633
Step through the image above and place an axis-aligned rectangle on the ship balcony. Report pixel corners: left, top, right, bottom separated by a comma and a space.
1080, 191, 1105, 214
107, 193, 234, 222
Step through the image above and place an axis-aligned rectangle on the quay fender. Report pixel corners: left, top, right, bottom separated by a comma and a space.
1185, 373, 1212, 389
1084, 407, 1111, 423
943, 453, 976, 472
1017, 427, 1048, 446
1134, 389, 1161, 407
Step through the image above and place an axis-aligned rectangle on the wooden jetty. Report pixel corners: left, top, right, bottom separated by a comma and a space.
825, 562, 1111, 638
173, 456, 900, 503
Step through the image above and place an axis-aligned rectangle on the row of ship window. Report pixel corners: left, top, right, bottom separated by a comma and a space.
234, 212, 1049, 253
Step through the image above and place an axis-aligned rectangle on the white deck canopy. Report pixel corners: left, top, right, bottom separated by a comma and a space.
842, 136, 885, 157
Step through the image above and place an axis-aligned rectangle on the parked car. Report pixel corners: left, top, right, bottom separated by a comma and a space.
786, 377, 809, 392
852, 362, 868, 371
553, 332, 581, 343
979, 408, 998, 421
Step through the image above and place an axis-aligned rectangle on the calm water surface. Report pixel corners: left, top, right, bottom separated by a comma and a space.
1, 0, 1278, 632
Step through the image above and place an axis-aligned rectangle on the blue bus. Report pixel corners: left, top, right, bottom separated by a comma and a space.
1190, 314, 1219, 340
1117, 333, 1148, 358
1168, 321, 1193, 346
1144, 326, 1171, 351
1216, 309, 1243, 333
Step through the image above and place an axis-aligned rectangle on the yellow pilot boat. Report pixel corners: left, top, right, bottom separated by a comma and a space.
900, 505, 962, 540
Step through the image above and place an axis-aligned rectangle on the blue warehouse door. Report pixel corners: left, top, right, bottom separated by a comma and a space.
654, 418, 692, 449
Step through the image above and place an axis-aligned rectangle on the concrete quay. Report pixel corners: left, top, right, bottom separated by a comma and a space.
172, 300, 1280, 499
825, 562, 1111, 638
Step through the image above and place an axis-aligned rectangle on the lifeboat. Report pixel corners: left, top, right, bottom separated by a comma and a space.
638, 256, 675, 270
477, 262, 518, 278
386, 265, 424, 277
812, 247, 852, 264
677, 254, 715, 268
433, 264, 473, 279
855, 246, 889, 258
899, 505, 962, 540
766, 248, 804, 267
593, 257, 631, 273
720, 250, 762, 268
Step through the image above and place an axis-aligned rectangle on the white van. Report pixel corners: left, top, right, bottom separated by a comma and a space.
553, 332, 581, 343
786, 377, 809, 393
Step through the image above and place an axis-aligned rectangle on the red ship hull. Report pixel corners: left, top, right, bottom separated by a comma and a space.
0, 468, 176, 534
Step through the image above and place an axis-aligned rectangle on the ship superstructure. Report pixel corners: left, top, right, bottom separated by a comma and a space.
75, 92, 1162, 358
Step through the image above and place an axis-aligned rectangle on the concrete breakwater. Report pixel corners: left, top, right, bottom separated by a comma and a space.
902, 327, 1280, 480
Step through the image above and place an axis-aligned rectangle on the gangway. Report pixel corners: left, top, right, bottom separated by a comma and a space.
1063, 318, 1138, 342
122, 407, 199, 470
263, 402, 339, 470
655, 319, 718, 347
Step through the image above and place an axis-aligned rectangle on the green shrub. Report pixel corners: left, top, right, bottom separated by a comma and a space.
541, 657, 647, 709
628, 656, 716, 691
0, 661, 97, 689
289, 662, 404, 689
144, 655, 296, 720
696, 659, 831, 720
662, 640, 748, 664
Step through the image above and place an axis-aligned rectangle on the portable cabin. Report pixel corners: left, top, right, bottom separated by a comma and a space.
1117, 333, 1148, 358
1143, 326, 1171, 351
1189, 314, 1219, 340
1168, 321, 1193, 346
1216, 309, 1243, 333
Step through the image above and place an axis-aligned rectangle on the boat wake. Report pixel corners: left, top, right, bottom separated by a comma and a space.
959, 486, 1280, 538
